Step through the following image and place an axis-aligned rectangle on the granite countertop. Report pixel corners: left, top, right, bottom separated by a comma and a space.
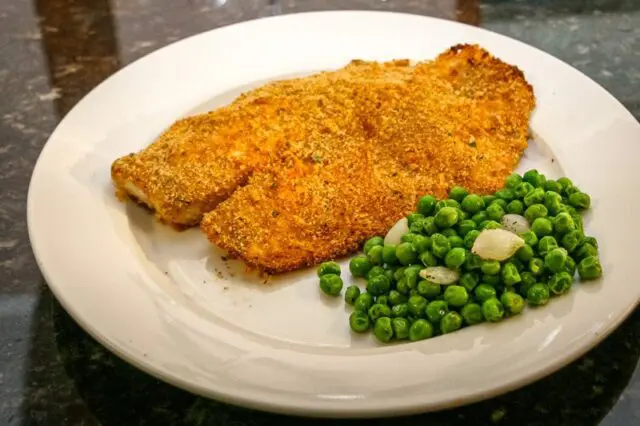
1, 0, 639, 425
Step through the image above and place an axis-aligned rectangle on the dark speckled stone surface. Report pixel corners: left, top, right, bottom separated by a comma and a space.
1, 1, 639, 425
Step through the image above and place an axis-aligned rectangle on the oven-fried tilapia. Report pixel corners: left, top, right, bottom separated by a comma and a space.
199, 45, 535, 272
112, 44, 535, 272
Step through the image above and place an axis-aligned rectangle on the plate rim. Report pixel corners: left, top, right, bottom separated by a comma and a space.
27, 10, 640, 418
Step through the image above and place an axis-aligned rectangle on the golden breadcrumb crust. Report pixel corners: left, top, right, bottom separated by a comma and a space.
197, 44, 535, 273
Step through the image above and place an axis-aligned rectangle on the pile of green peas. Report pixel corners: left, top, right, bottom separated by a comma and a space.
317, 169, 603, 343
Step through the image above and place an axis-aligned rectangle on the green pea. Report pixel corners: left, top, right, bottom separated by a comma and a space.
449, 186, 469, 203
583, 236, 599, 249
571, 210, 584, 233
524, 187, 546, 207
407, 213, 425, 227
448, 235, 464, 248
319, 274, 343, 296
368, 303, 392, 322
440, 311, 463, 334
367, 245, 384, 265
422, 216, 439, 235
507, 199, 524, 215
523, 169, 546, 188
409, 319, 434, 341
505, 173, 522, 189
564, 255, 577, 276
349, 255, 373, 277
501, 291, 525, 315
516, 244, 534, 262
490, 198, 508, 210
426, 300, 449, 324
417, 195, 437, 216
367, 274, 391, 296
363, 236, 384, 255
578, 256, 603, 280
538, 236, 559, 257
409, 219, 424, 234
404, 265, 421, 286
444, 247, 466, 269
557, 177, 574, 193
349, 311, 370, 333
317, 261, 341, 277
392, 317, 411, 340
481, 260, 501, 276
459, 272, 480, 292
353, 293, 374, 312
396, 277, 410, 295
514, 181, 535, 199
565, 186, 581, 196
387, 290, 405, 306
431, 233, 451, 258
373, 317, 394, 343
501, 262, 521, 286
529, 258, 545, 276
417, 280, 441, 298
464, 252, 482, 271
391, 303, 409, 318
574, 243, 598, 262
479, 220, 502, 230
367, 266, 385, 280
486, 203, 505, 222
520, 230, 538, 247
419, 250, 438, 267
408, 295, 428, 317
384, 267, 395, 284
441, 228, 458, 238
401, 232, 419, 244
444, 285, 469, 307
545, 248, 568, 273
482, 298, 505, 322
412, 235, 431, 254
471, 211, 488, 225
527, 283, 550, 306
344, 285, 361, 305
393, 267, 407, 281
461, 303, 484, 325
376, 295, 389, 307
382, 244, 398, 265
495, 188, 515, 202
552, 212, 576, 235
483, 195, 497, 206
461, 194, 485, 214
456, 219, 477, 237
544, 179, 563, 194
482, 274, 502, 286
569, 191, 591, 211
464, 230, 481, 250
475, 284, 497, 303
548, 271, 573, 295
396, 242, 418, 265
524, 204, 548, 223
435, 206, 459, 229
531, 217, 553, 237
561, 230, 584, 253
544, 191, 564, 215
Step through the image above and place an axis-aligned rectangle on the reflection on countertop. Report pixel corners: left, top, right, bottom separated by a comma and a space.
0, 0, 638, 425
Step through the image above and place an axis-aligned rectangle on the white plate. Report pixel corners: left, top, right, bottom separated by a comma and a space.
28, 11, 640, 418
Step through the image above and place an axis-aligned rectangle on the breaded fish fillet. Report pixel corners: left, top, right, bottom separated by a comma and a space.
111, 59, 415, 226
200, 45, 535, 272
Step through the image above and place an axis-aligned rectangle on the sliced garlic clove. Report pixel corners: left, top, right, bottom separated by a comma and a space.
472, 228, 525, 261
384, 217, 408, 245
419, 266, 460, 285
501, 214, 531, 234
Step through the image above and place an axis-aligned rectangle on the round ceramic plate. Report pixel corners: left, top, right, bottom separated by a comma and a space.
28, 11, 640, 418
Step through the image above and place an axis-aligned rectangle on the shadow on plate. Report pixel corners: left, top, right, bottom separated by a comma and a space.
42, 293, 639, 426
